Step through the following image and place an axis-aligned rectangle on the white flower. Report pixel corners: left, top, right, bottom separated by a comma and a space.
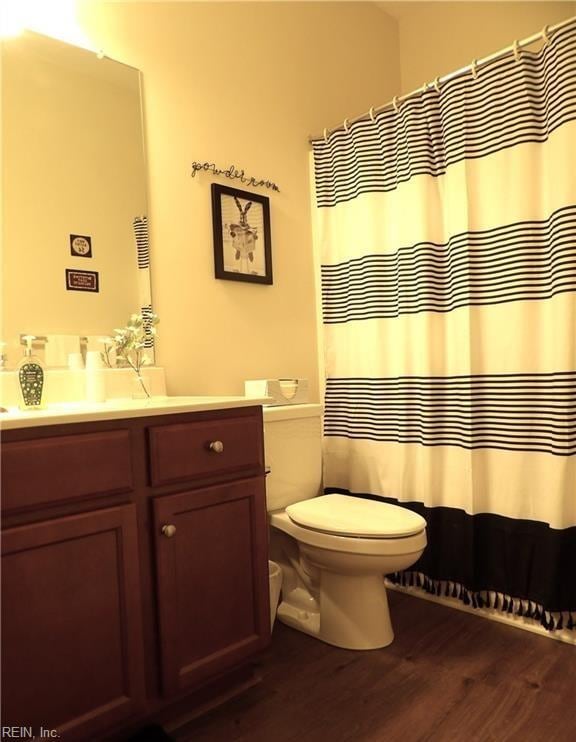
108, 312, 159, 378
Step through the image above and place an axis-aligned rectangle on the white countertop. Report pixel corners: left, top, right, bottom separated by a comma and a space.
0, 396, 271, 430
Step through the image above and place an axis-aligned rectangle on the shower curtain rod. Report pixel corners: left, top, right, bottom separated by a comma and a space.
309, 14, 575, 144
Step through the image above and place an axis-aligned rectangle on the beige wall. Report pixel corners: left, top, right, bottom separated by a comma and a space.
76, 2, 401, 398
380, 1, 575, 94
10, 2, 570, 396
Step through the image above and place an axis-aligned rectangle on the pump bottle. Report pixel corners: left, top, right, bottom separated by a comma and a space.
17, 335, 45, 410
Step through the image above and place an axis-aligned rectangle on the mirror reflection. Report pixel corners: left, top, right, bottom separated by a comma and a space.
1, 31, 153, 368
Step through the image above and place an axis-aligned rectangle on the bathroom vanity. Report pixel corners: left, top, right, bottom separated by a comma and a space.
1, 398, 270, 741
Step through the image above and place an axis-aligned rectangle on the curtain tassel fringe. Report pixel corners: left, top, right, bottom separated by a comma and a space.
391, 573, 574, 633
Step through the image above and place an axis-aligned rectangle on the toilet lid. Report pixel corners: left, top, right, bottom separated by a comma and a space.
285, 494, 426, 538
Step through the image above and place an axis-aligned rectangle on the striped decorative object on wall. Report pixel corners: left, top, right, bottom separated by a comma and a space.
132, 216, 155, 352
133, 215, 151, 269
313, 19, 576, 632
140, 303, 155, 349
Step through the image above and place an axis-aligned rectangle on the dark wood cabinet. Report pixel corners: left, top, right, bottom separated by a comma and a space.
1, 406, 269, 741
154, 478, 269, 695
1, 505, 146, 739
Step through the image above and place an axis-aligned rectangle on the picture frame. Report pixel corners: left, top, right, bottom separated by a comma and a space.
211, 184, 273, 285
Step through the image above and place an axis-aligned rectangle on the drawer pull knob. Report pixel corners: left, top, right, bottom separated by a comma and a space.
161, 524, 177, 538
209, 440, 224, 454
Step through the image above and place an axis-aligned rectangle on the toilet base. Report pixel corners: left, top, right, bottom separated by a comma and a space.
278, 573, 394, 650
277, 601, 320, 639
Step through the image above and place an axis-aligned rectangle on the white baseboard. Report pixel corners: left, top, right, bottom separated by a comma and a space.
386, 581, 576, 646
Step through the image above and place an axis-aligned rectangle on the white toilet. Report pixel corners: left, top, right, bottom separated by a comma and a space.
264, 404, 427, 650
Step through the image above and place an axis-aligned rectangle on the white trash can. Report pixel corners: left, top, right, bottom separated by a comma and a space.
268, 560, 283, 629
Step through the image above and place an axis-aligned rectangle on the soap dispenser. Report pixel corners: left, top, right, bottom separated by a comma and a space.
17, 335, 45, 410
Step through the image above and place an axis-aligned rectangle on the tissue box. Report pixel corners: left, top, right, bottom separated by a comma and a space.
245, 379, 309, 406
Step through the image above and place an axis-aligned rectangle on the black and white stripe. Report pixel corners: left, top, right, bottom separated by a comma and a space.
141, 304, 155, 349
313, 21, 576, 208
133, 215, 150, 269
321, 205, 576, 323
325, 373, 576, 456
133, 216, 154, 350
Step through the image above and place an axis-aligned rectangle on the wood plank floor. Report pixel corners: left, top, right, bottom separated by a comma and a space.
175, 591, 576, 742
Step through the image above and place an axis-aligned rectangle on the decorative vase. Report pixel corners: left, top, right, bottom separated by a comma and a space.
131, 373, 150, 399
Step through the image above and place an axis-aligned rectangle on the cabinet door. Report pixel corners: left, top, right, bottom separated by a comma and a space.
154, 477, 270, 696
1, 505, 146, 741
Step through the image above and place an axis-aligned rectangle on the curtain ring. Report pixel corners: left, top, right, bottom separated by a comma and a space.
471, 59, 478, 80
542, 25, 551, 45
323, 128, 328, 143
513, 40, 521, 62
343, 118, 349, 133
392, 96, 399, 113
434, 77, 441, 93
369, 107, 375, 122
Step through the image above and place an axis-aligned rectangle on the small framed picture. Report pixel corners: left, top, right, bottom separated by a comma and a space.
70, 234, 92, 258
211, 184, 272, 285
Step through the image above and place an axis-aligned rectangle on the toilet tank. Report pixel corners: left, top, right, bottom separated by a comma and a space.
263, 404, 323, 512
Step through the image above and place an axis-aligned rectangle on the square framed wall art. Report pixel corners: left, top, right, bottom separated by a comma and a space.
211, 184, 273, 285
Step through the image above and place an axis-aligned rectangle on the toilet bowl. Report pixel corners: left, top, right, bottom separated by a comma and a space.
263, 405, 427, 651
270, 495, 426, 649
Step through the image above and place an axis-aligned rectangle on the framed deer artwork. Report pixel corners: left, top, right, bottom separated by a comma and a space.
211, 184, 273, 284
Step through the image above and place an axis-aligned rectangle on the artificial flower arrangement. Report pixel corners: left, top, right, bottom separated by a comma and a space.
102, 312, 159, 398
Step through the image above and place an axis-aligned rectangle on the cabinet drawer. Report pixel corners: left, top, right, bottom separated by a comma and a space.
1, 430, 134, 512
148, 415, 263, 487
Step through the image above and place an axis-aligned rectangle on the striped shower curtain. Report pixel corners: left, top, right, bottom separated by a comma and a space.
312, 21, 576, 631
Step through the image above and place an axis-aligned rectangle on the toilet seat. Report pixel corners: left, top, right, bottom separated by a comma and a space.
270, 510, 427, 557
285, 494, 426, 539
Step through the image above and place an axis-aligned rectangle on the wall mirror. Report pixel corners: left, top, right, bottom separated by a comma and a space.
1, 30, 153, 368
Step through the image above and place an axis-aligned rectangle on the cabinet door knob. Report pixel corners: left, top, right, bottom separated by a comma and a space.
161, 524, 176, 538
209, 440, 224, 454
